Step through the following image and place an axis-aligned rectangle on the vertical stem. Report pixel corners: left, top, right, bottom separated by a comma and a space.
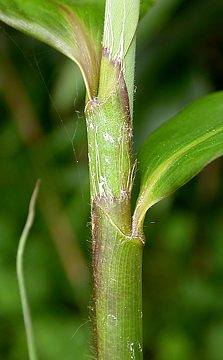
91, 201, 143, 359
85, 73, 144, 356
85, 1, 141, 357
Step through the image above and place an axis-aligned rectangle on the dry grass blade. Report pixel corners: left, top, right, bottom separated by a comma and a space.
16, 179, 41, 360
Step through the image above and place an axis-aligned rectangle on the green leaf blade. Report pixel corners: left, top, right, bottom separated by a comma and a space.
133, 92, 223, 234
0, 0, 154, 98
0, 0, 105, 98
140, 0, 156, 18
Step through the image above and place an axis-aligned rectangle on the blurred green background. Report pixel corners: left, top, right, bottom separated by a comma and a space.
0, 0, 223, 359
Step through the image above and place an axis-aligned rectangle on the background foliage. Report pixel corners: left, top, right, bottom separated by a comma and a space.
0, 0, 223, 358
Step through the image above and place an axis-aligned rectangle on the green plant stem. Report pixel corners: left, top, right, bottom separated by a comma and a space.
16, 180, 41, 360
92, 200, 143, 359
86, 45, 144, 357
85, 0, 142, 355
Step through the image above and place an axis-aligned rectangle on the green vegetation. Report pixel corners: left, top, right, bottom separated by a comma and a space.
0, 0, 223, 359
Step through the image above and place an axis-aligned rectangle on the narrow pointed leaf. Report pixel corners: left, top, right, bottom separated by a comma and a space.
0, 0, 105, 98
133, 92, 223, 233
